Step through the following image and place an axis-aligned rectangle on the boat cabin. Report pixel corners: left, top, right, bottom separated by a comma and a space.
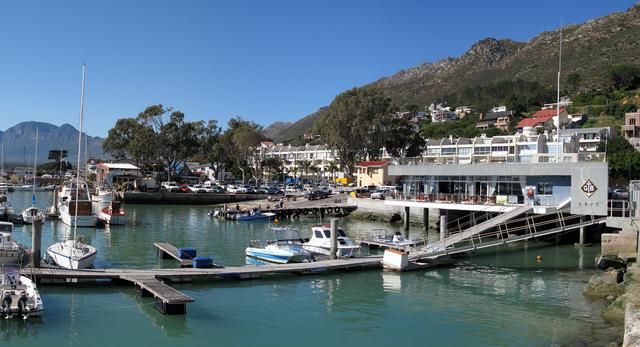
310, 225, 349, 245
0, 222, 13, 233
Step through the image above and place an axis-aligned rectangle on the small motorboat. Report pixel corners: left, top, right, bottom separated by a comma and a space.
0, 223, 27, 266
303, 225, 361, 258
246, 239, 313, 264
21, 207, 44, 225
235, 210, 276, 221
368, 231, 425, 248
0, 264, 43, 320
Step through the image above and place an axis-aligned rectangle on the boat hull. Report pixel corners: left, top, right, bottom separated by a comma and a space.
60, 210, 97, 227
46, 241, 97, 269
97, 209, 126, 225
302, 244, 359, 258
245, 248, 291, 264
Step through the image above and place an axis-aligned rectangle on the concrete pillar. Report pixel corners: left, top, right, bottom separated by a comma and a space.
52, 188, 59, 215
579, 216, 586, 246
31, 215, 42, 268
403, 206, 410, 232
423, 208, 429, 232
330, 218, 338, 260
440, 213, 448, 242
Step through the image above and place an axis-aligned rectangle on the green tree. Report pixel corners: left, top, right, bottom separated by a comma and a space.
598, 136, 640, 180
315, 86, 396, 176
607, 65, 640, 91
298, 159, 312, 180
384, 117, 424, 158
47, 150, 68, 173
215, 117, 265, 182
262, 156, 284, 181
565, 72, 581, 92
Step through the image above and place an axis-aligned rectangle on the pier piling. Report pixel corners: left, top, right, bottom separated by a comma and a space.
440, 213, 447, 242
403, 206, 410, 231
31, 214, 42, 268
330, 219, 338, 260
423, 208, 429, 232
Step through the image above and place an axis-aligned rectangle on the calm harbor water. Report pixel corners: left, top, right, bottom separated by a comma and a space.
1, 191, 620, 346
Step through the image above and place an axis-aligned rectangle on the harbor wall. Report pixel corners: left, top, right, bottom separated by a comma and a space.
123, 192, 268, 205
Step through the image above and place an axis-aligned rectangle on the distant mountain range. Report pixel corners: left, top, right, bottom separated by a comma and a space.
0, 121, 106, 166
265, 3, 640, 143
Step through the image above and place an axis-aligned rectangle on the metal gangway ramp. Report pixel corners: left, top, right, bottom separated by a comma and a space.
414, 209, 608, 259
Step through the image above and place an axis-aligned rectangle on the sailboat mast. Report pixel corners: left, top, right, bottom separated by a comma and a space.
73, 64, 87, 240
32, 128, 39, 205
557, 20, 563, 128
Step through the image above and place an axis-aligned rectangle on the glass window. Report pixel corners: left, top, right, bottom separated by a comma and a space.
537, 182, 553, 195
315, 230, 324, 238
475, 146, 490, 154
442, 148, 456, 155
323, 230, 331, 238
338, 229, 346, 237
458, 147, 472, 155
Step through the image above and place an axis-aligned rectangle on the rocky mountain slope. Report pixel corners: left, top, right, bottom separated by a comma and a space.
0, 121, 106, 165
267, 3, 640, 143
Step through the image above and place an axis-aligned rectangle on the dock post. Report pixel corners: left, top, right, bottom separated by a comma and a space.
320, 208, 325, 219
423, 208, 429, 232
578, 215, 586, 245
440, 213, 447, 242
403, 206, 410, 232
31, 215, 42, 268
330, 218, 338, 260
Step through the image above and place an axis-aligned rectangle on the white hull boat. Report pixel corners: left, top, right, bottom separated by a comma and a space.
246, 239, 312, 264
233, 211, 276, 221
0, 223, 26, 266
46, 239, 97, 270
93, 190, 126, 225
0, 265, 43, 319
60, 204, 97, 227
21, 207, 44, 225
303, 225, 360, 258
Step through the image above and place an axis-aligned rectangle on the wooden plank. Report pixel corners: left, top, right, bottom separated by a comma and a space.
122, 276, 193, 304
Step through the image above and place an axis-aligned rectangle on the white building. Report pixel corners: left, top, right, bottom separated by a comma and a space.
257, 142, 340, 179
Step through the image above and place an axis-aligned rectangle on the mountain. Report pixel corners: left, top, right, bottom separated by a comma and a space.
0, 121, 106, 166
262, 121, 292, 140
267, 3, 640, 142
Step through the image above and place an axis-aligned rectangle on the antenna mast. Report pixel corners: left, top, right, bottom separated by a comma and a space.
73, 64, 86, 241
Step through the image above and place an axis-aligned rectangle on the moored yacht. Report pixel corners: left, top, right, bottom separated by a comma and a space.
46, 238, 97, 270
303, 225, 360, 258
57, 182, 97, 227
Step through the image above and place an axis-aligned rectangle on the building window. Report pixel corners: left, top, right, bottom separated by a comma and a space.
537, 182, 553, 195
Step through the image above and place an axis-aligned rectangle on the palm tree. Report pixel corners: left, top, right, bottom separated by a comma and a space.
327, 162, 340, 182
298, 160, 312, 181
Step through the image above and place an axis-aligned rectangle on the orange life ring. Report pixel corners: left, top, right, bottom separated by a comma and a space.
527, 188, 534, 198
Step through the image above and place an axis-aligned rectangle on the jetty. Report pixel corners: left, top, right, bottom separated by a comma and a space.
123, 191, 269, 205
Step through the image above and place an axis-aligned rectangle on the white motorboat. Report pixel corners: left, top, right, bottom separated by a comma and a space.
46, 64, 98, 270
57, 182, 97, 227
233, 210, 276, 221
46, 239, 97, 270
14, 185, 33, 191
245, 238, 313, 264
368, 231, 425, 248
303, 225, 361, 258
92, 187, 126, 225
0, 223, 26, 266
21, 207, 44, 225
0, 265, 43, 319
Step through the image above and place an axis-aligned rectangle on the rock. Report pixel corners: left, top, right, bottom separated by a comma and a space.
619, 252, 638, 264
624, 303, 640, 347
389, 213, 401, 223
598, 255, 627, 270
608, 295, 616, 301
584, 270, 626, 298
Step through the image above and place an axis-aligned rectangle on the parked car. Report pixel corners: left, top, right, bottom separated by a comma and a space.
161, 181, 180, 192
611, 188, 629, 200
370, 189, 391, 200
305, 189, 330, 200
179, 184, 191, 193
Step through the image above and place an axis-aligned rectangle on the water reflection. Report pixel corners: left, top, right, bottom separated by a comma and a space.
381, 271, 402, 293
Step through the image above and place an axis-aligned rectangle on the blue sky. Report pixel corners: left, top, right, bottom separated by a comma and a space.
0, 0, 636, 137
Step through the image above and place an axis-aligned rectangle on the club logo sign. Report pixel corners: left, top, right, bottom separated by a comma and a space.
581, 179, 597, 198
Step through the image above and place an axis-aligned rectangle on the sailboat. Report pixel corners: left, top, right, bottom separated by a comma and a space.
46, 64, 98, 270
21, 129, 44, 224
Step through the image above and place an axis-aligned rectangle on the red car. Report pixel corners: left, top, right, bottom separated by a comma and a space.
179, 184, 190, 193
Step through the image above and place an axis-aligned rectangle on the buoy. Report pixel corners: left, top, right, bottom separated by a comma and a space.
274, 218, 279, 224
536, 255, 542, 262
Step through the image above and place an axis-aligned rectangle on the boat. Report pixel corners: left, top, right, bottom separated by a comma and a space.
92, 187, 126, 225
0, 264, 43, 319
303, 225, 361, 258
46, 64, 98, 270
14, 185, 33, 191
57, 182, 98, 227
234, 210, 276, 221
365, 231, 425, 249
21, 207, 44, 225
245, 238, 313, 264
0, 222, 27, 265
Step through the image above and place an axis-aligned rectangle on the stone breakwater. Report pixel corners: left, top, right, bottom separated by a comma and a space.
584, 228, 640, 347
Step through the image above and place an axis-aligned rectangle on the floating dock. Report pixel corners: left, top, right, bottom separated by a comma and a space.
154, 242, 194, 267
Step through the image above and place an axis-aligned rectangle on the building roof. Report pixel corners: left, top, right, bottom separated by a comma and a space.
532, 108, 565, 118
97, 163, 139, 170
355, 160, 389, 168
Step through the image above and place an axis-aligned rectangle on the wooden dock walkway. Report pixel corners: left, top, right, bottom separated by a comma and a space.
154, 242, 193, 267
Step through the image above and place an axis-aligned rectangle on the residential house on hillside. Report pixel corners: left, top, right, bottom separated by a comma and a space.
476, 110, 514, 131
622, 109, 640, 150
257, 142, 339, 179
516, 108, 570, 131
354, 161, 390, 187
432, 110, 458, 123
490, 106, 507, 113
